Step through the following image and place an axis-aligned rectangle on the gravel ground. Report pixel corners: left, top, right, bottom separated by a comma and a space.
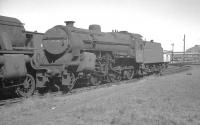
0, 66, 200, 125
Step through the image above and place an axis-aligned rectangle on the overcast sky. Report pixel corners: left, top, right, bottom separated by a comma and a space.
0, 0, 200, 51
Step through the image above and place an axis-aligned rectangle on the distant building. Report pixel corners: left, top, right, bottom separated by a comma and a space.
171, 45, 200, 63
186, 45, 200, 53
164, 45, 200, 63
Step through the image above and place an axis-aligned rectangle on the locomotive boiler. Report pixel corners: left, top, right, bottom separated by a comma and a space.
0, 16, 36, 97
32, 21, 165, 93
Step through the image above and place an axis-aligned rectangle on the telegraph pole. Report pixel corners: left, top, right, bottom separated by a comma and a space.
183, 34, 186, 63
171, 43, 174, 63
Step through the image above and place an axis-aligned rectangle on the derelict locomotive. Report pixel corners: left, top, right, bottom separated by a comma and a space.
0, 16, 36, 97
31, 21, 165, 93
0, 15, 166, 97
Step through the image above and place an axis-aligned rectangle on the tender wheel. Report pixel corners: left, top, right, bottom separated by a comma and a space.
89, 74, 101, 86
16, 74, 36, 97
123, 69, 134, 80
62, 72, 76, 93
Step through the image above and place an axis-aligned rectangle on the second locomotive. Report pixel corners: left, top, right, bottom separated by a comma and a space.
31, 21, 166, 93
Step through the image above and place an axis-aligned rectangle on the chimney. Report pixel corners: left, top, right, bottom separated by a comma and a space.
64, 21, 75, 27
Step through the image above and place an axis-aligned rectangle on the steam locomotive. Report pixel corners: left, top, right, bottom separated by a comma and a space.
0, 15, 167, 97
0, 16, 42, 97
31, 21, 166, 93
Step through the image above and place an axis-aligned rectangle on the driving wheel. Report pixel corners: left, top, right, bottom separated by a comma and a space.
62, 72, 76, 93
16, 74, 36, 97
89, 74, 101, 86
123, 69, 134, 80
109, 73, 121, 83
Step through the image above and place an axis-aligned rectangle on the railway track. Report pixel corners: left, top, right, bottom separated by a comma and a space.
160, 65, 191, 75
0, 77, 143, 107
0, 65, 192, 107
32, 76, 142, 101
0, 97, 24, 107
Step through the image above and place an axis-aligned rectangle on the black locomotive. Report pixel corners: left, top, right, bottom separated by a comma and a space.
0, 15, 167, 97
0, 16, 44, 97
31, 21, 166, 93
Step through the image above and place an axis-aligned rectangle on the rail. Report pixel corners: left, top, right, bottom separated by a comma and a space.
0, 64, 193, 106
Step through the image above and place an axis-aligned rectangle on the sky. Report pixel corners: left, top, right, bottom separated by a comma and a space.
0, 0, 200, 51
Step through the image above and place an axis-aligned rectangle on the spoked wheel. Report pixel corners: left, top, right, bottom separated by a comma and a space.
89, 74, 101, 86
108, 73, 121, 83
100, 53, 114, 74
16, 74, 36, 97
123, 69, 134, 80
62, 72, 76, 93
